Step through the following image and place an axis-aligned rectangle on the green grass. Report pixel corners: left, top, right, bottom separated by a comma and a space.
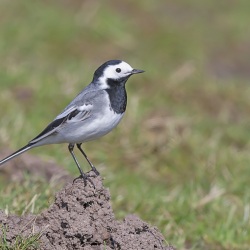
0, 175, 58, 215
0, 224, 40, 250
0, 0, 250, 249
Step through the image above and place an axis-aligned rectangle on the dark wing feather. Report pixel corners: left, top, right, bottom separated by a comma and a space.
29, 106, 90, 145
29, 115, 68, 144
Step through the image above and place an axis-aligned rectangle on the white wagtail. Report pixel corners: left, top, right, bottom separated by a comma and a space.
0, 60, 144, 183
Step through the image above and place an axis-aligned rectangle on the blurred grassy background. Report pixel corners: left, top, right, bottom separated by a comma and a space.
0, 0, 250, 249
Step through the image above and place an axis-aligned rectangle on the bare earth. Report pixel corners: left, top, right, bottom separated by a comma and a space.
0, 151, 174, 250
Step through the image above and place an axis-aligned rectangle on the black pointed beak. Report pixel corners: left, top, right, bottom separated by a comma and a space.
131, 69, 145, 74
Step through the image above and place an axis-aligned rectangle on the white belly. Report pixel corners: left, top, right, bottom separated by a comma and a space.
58, 107, 124, 144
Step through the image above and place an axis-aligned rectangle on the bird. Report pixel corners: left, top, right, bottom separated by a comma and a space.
0, 60, 144, 184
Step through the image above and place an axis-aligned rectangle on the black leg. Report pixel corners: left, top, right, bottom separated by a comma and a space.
68, 143, 94, 187
76, 143, 100, 176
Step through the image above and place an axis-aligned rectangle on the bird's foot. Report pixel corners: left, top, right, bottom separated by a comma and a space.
91, 166, 100, 176
73, 173, 95, 189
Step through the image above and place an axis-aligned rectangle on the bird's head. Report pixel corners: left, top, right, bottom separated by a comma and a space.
93, 60, 144, 88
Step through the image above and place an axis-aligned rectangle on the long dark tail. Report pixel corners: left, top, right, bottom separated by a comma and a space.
0, 144, 32, 167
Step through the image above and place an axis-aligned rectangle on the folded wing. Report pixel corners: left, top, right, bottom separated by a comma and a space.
29, 104, 92, 144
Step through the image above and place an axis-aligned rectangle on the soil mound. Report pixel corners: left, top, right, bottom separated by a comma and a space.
0, 172, 174, 249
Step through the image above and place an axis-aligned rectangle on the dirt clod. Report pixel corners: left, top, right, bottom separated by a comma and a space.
0, 171, 174, 249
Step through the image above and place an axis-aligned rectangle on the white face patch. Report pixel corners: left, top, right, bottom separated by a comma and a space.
98, 61, 133, 88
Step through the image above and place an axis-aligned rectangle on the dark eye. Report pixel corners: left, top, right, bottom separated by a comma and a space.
116, 68, 121, 73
